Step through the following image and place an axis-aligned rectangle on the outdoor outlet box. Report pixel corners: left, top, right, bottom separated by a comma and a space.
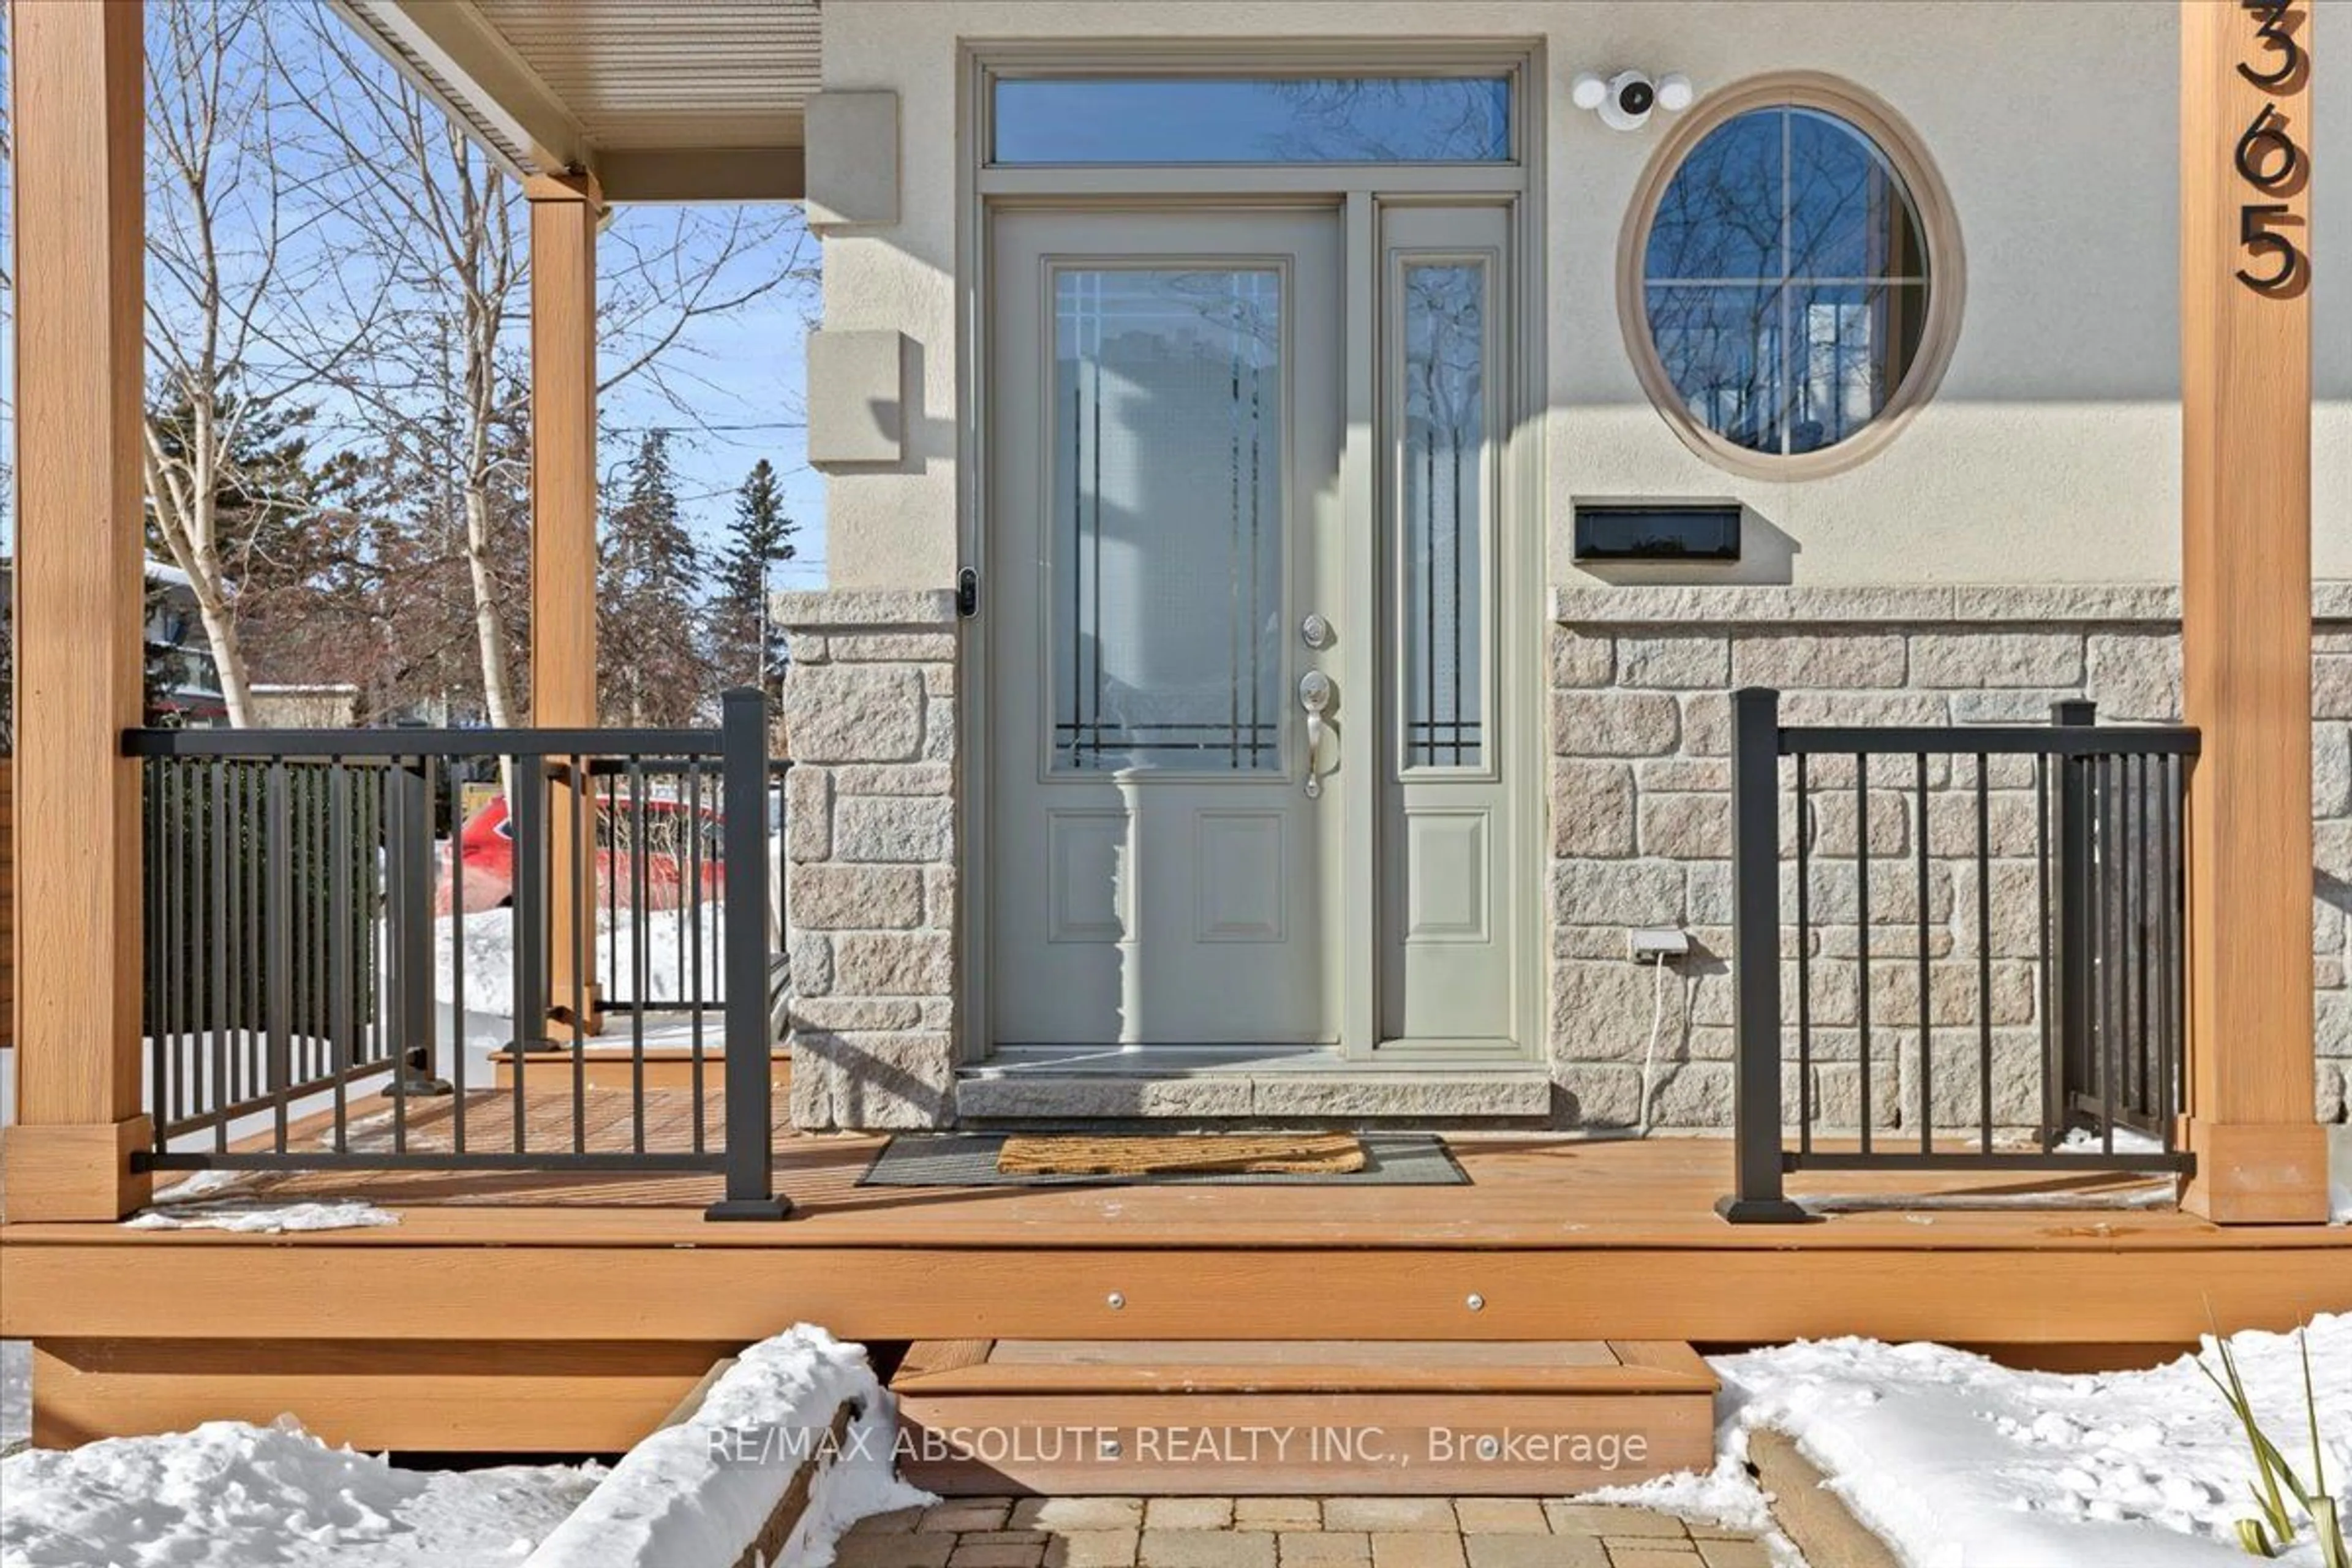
1628, 927, 1691, 963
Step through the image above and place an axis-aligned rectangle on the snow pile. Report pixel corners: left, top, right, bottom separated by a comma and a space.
436, 908, 726, 1012
1697, 1314, 2352, 1567
1, 1341, 29, 1450
123, 1168, 398, 1234
124, 1197, 398, 1233
524, 1325, 929, 1568
0, 1416, 600, 1566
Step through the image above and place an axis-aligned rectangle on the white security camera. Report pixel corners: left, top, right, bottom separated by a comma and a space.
1572, 69, 1695, 132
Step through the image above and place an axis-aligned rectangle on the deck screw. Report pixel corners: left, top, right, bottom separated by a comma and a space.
1466, 1293, 1485, 1312
1477, 1436, 1501, 1460
1107, 1291, 1126, 1310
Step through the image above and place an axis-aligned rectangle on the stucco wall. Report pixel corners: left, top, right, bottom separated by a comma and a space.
819, 0, 2352, 591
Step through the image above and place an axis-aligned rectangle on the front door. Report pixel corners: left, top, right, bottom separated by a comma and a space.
989, 210, 1346, 1046
986, 203, 1521, 1057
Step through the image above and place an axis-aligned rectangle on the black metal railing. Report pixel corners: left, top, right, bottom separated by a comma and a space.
1719, 688, 2199, 1223
125, 687, 790, 1219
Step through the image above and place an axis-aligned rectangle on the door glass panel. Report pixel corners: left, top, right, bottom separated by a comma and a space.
1052, 268, 1285, 775
1400, 261, 1486, 769
994, 77, 1512, 165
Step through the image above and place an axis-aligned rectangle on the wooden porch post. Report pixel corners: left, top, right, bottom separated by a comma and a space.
527, 173, 602, 1039
2178, 0, 2328, 1221
0, 1, 155, 1218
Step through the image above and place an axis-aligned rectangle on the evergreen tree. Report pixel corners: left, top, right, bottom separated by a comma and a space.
714, 458, 797, 697
598, 429, 715, 725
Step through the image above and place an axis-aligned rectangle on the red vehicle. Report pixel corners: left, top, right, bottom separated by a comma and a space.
433, 794, 725, 914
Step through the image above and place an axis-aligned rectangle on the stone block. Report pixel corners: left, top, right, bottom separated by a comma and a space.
1909, 631, 2084, 689
1638, 756, 1732, 792
922, 696, 957, 763
832, 630, 956, 663
791, 864, 923, 929
2318, 726, 2352, 818
833, 931, 954, 995
2087, 631, 2182, 722
1551, 630, 1615, 688
1732, 632, 1905, 689
788, 930, 834, 996
1551, 1064, 1641, 1127
2318, 657, 2352, 721
789, 1030, 957, 1129
1615, 634, 1730, 689
1551, 691, 1679, 756
835, 762, 954, 796
835, 794, 955, 864
1550, 760, 1635, 857
784, 664, 923, 763
1639, 792, 1732, 859
789, 996, 924, 1031
1553, 859, 1684, 925
786, 766, 833, 862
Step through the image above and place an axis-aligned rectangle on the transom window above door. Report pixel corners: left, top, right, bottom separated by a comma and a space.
1623, 76, 1962, 476
991, 76, 1513, 165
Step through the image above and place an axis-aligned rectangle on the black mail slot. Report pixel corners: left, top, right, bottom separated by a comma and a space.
1573, 502, 1741, 562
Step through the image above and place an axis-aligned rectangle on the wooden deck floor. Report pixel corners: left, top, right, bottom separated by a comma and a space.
2, 1087, 2345, 1449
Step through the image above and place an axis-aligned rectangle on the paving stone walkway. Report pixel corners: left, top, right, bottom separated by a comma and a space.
836, 1496, 1773, 1567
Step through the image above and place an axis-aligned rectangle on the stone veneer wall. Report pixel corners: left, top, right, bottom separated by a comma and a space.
1548, 584, 2352, 1135
775, 589, 962, 1129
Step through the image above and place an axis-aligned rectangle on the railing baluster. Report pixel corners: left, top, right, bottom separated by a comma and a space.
513, 751, 546, 1156
631, 760, 650, 1155
1916, 751, 1931, 1155
450, 752, 468, 1155
1856, 750, 1872, 1156
1976, 753, 1994, 1154
1795, 752, 1812, 1157
267, 760, 292, 1154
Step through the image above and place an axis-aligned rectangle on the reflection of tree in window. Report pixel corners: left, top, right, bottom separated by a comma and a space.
1403, 263, 1485, 769
1265, 79, 1510, 163
1051, 270, 1286, 774
1644, 105, 1929, 456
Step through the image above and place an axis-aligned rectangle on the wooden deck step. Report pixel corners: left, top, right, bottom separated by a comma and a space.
889, 1338, 1718, 1496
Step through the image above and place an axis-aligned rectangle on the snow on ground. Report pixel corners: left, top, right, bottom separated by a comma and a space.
436, 907, 726, 1011
2, 1341, 29, 1451
0, 1327, 918, 1568
0, 1419, 601, 1566
1594, 1314, 2352, 1568
525, 1324, 928, 1568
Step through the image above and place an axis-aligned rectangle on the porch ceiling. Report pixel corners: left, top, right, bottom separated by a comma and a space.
328, 0, 818, 203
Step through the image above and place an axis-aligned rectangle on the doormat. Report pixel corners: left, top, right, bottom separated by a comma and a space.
998, 1131, 1366, 1177
859, 1133, 1468, 1187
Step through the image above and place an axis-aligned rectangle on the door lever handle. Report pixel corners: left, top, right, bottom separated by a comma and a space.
1298, 670, 1333, 799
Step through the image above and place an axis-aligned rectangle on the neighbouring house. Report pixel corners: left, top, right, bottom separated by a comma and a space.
0, 0, 2343, 1482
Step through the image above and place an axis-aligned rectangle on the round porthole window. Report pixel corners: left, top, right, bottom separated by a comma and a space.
1621, 75, 1963, 477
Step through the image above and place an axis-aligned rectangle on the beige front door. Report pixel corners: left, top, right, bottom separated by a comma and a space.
986, 203, 1522, 1057
989, 209, 1348, 1047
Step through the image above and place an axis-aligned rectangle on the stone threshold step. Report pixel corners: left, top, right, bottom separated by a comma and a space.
953, 1066, 1553, 1121
889, 1338, 1717, 1497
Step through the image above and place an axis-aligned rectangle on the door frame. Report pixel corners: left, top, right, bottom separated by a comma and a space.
954, 39, 1550, 1068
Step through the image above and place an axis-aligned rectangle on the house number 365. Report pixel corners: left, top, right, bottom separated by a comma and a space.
2235, 0, 2307, 295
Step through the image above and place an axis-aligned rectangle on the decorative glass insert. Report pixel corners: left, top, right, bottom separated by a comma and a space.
1400, 261, 1486, 769
993, 77, 1512, 165
1052, 268, 1285, 775
1643, 105, 1930, 456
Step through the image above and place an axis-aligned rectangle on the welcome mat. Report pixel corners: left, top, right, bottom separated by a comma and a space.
998, 1131, 1366, 1177
859, 1133, 1468, 1187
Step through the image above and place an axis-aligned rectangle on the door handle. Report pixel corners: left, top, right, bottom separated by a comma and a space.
1298, 670, 1333, 799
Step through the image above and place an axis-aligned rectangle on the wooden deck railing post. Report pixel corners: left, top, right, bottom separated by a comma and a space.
0, 0, 155, 1219
1718, 688, 1809, 1224
529, 172, 603, 1043
708, 689, 790, 1219
2178, 0, 2328, 1221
